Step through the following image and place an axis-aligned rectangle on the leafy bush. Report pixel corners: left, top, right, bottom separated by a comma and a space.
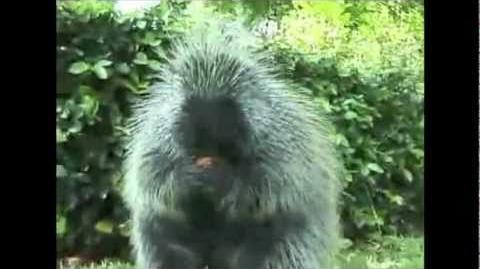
56, 0, 423, 260
56, 0, 188, 259
266, 1, 424, 240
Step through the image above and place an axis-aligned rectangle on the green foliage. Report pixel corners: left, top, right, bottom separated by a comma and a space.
207, 0, 293, 22
56, 0, 188, 259
338, 236, 424, 269
266, 1, 424, 239
57, 0, 423, 260
58, 259, 134, 269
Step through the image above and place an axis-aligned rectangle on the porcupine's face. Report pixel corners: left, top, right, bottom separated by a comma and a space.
176, 94, 252, 198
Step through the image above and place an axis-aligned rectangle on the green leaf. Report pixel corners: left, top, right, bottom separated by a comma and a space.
78, 85, 95, 95
402, 169, 413, 183
360, 166, 370, 176
117, 78, 145, 94
118, 221, 131, 237
56, 215, 67, 235
130, 70, 140, 84
56, 165, 67, 178
391, 195, 405, 206
152, 47, 167, 59
142, 32, 162, 46
67, 121, 83, 134
344, 111, 358, 120
344, 173, 353, 183
80, 90, 99, 120
158, 1, 172, 23
136, 20, 147, 29
147, 60, 162, 71
137, 81, 150, 92
133, 52, 148, 65
383, 190, 406, 206
115, 63, 131, 74
410, 148, 424, 158
315, 98, 332, 113
96, 59, 113, 67
93, 65, 108, 79
56, 128, 67, 143
95, 220, 114, 234
68, 61, 90, 75
367, 163, 384, 174
334, 134, 349, 146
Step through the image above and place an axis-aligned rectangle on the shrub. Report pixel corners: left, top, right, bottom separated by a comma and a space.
56, 0, 188, 259
266, 1, 424, 240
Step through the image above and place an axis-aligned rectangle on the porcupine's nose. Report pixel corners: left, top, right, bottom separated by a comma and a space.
195, 156, 217, 169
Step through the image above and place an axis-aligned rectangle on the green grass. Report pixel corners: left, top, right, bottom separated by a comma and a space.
58, 259, 134, 269
58, 236, 423, 269
338, 236, 424, 269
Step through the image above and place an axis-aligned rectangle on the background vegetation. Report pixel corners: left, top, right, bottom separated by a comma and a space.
56, 0, 424, 268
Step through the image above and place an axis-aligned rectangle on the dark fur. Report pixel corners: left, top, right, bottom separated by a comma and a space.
123, 27, 342, 269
